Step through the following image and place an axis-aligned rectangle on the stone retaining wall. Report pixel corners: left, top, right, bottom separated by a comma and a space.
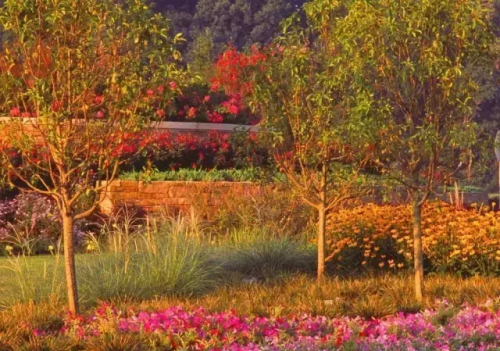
99, 180, 490, 216
99, 180, 271, 215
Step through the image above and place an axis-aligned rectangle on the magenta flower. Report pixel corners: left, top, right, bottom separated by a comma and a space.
9, 106, 20, 117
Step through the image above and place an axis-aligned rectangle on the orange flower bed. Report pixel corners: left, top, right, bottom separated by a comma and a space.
327, 202, 500, 276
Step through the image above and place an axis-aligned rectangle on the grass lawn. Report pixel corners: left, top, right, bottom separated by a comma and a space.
0, 255, 56, 282
0, 254, 134, 308
3, 253, 500, 318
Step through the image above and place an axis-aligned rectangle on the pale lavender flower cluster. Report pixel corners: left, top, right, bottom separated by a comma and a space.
0, 193, 87, 252
0, 197, 16, 240
61, 300, 500, 350
0, 193, 60, 242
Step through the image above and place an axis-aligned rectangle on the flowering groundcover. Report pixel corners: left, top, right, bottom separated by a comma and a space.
56, 300, 500, 351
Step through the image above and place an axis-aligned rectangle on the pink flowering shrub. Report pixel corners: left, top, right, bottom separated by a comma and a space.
53, 300, 500, 350
154, 83, 260, 125
119, 130, 270, 171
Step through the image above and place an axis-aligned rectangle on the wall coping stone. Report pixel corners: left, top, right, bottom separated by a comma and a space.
0, 117, 260, 133
102, 180, 267, 186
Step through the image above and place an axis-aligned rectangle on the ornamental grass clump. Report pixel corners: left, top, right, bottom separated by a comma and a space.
78, 219, 220, 303
220, 229, 316, 280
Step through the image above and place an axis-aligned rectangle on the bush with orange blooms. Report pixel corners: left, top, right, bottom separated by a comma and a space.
327, 202, 500, 276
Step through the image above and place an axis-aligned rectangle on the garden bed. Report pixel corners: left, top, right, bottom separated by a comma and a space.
58, 301, 500, 351
5, 298, 500, 351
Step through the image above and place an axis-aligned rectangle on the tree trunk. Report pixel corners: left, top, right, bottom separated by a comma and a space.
317, 163, 327, 283
317, 203, 326, 283
412, 199, 424, 302
62, 212, 79, 314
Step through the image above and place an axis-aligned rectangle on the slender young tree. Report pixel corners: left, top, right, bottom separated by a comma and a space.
327, 0, 496, 301
214, 3, 381, 281
0, 0, 184, 314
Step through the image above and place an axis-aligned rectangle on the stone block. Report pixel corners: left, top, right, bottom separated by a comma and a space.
168, 186, 193, 198
138, 183, 161, 194
115, 192, 140, 200
209, 185, 232, 195
151, 193, 168, 200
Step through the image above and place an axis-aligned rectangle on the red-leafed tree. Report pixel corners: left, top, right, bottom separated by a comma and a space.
0, 0, 185, 314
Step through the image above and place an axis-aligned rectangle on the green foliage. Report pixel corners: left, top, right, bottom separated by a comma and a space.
79, 231, 218, 302
307, 0, 497, 298
119, 168, 284, 182
0, 255, 66, 308
319, 0, 496, 197
187, 29, 216, 81
242, 6, 382, 211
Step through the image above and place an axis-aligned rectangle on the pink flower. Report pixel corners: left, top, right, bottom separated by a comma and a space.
9, 106, 20, 117
169, 82, 177, 90
51, 100, 63, 112
229, 105, 239, 115
94, 95, 104, 104
208, 112, 224, 123
157, 85, 165, 94
204, 95, 211, 103
156, 109, 165, 118
146, 89, 154, 97
96, 110, 105, 119
210, 82, 220, 92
